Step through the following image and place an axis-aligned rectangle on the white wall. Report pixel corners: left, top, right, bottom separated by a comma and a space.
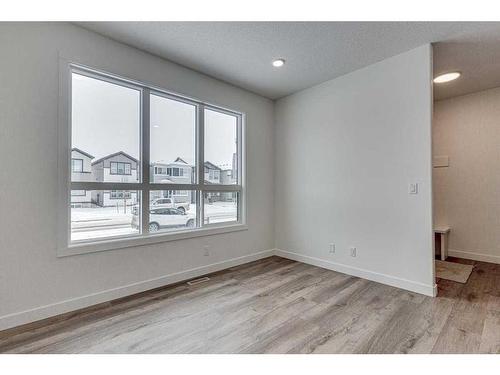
434, 87, 500, 264
274, 45, 435, 296
0, 22, 275, 329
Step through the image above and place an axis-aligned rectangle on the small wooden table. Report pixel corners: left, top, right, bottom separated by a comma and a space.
434, 226, 451, 261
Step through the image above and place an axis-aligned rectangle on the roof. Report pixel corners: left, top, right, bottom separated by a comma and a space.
151, 157, 193, 167
159, 178, 174, 183
91, 151, 139, 166
174, 157, 188, 164
71, 148, 94, 159
204, 161, 221, 170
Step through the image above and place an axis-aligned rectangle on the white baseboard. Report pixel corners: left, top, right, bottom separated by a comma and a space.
275, 249, 437, 297
448, 249, 500, 264
0, 249, 275, 331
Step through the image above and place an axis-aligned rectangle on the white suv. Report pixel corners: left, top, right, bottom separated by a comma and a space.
132, 208, 195, 232
150, 198, 190, 213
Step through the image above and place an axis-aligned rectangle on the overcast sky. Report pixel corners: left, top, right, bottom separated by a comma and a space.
71, 73, 236, 168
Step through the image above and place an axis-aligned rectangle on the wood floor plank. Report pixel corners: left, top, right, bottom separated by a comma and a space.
431, 260, 494, 354
479, 310, 500, 354
359, 297, 454, 354
296, 282, 405, 353
1, 255, 499, 354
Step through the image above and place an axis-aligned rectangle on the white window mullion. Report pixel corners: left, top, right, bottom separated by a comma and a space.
141, 88, 151, 235
197, 104, 205, 227
70, 182, 143, 191
237, 113, 244, 224
201, 185, 241, 192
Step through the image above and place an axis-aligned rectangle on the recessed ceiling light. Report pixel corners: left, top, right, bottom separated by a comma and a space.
272, 58, 285, 68
434, 71, 461, 84
153, 124, 160, 128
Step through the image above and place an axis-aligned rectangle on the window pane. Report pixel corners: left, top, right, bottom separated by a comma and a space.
150, 94, 196, 184
71, 72, 141, 183
204, 109, 238, 185
71, 159, 83, 173
203, 191, 238, 225
149, 190, 197, 233
70, 190, 140, 242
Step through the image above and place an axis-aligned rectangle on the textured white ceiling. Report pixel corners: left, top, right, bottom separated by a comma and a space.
434, 27, 500, 100
77, 22, 500, 100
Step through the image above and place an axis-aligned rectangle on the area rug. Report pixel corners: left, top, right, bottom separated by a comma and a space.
435, 260, 473, 283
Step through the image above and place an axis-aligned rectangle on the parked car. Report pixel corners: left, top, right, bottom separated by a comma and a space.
132, 207, 195, 232
150, 198, 190, 213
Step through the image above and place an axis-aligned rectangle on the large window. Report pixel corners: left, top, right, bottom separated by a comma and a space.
64, 66, 244, 252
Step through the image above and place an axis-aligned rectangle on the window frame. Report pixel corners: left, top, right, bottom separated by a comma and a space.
58, 62, 246, 257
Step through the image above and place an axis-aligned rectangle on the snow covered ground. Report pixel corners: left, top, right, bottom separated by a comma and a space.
71, 201, 237, 242
202, 202, 237, 225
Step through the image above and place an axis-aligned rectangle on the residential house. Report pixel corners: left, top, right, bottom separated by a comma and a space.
70, 148, 94, 207
70, 149, 140, 208
220, 169, 237, 202
90, 151, 139, 207
204, 161, 221, 184
205, 155, 237, 202
150, 157, 194, 203
70, 149, 236, 208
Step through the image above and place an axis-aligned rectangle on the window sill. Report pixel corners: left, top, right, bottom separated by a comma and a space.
58, 223, 248, 258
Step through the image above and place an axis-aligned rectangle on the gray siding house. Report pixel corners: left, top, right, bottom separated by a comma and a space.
70, 149, 237, 208
70, 148, 94, 207
150, 157, 194, 203
70, 149, 139, 208
90, 152, 139, 207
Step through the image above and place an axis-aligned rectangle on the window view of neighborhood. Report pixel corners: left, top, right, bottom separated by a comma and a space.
70, 72, 239, 242
204, 108, 238, 186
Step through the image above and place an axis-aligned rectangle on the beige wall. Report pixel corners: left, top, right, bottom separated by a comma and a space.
433, 87, 500, 264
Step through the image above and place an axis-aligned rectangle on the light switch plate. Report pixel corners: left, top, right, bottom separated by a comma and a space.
409, 183, 419, 194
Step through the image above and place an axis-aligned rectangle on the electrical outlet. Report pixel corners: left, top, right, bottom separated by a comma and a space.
329, 243, 335, 253
409, 183, 419, 195
203, 245, 210, 256
350, 247, 357, 257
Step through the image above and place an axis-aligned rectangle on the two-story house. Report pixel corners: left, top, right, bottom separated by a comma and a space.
150, 157, 194, 203
70, 149, 236, 208
204, 161, 223, 202
204, 156, 237, 202
220, 168, 237, 202
90, 151, 139, 207
70, 148, 95, 207
204, 161, 221, 184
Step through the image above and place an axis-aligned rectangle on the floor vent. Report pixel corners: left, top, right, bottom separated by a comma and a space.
187, 276, 210, 286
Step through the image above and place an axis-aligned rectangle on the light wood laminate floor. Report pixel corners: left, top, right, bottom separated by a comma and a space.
0, 256, 499, 353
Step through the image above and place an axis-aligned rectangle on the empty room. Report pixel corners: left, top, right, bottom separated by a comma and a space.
1, 2, 500, 371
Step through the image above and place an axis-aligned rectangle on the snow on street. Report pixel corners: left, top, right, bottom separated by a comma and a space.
71, 201, 237, 241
